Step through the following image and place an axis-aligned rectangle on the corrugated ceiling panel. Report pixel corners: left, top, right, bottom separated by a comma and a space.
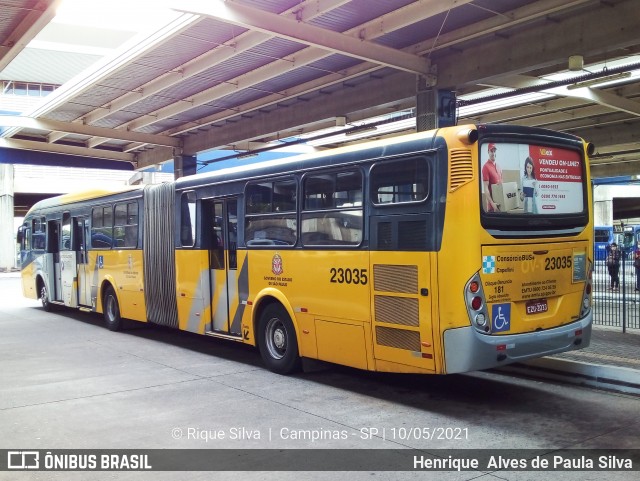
181, 16, 249, 43
44, 101, 98, 122
303, 54, 363, 77
156, 47, 293, 101
133, 119, 184, 134
157, 104, 229, 127
241, 0, 302, 15
0, 48, 101, 84
69, 85, 126, 110
96, 62, 169, 92
92, 111, 140, 128
135, 19, 239, 72
309, 0, 415, 31
0, 0, 38, 40
246, 36, 306, 62
373, 5, 493, 50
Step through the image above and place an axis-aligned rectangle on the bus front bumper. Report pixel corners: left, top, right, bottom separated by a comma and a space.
443, 311, 593, 374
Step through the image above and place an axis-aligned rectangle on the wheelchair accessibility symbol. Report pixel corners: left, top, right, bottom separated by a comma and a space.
491, 303, 511, 333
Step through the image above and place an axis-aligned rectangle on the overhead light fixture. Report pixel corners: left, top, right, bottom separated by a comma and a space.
345, 125, 377, 136
567, 71, 632, 90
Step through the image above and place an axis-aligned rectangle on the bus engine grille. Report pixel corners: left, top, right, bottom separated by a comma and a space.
375, 326, 421, 351
373, 264, 418, 293
374, 296, 419, 327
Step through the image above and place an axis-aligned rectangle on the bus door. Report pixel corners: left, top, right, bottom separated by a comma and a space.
47, 219, 63, 302
59, 212, 79, 307
207, 198, 240, 336
74, 217, 92, 307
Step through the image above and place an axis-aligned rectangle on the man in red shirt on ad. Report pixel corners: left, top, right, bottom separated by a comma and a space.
482, 143, 503, 212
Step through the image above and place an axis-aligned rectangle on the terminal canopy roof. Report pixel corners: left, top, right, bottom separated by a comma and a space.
1, 0, 640, 178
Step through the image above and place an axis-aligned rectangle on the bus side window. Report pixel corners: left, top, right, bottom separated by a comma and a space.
211, 203, 224, 269
20, 226, 31, 261
180, 192, 196, 247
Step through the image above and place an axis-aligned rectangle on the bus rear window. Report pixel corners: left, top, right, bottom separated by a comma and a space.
370, 157, 429, 205
480, 142, 584, 215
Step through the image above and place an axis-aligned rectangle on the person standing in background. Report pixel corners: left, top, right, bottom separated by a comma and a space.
634, 249, 640, 291
606, 242, 622, 290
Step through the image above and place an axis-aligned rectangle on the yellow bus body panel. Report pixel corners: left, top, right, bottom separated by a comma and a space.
93, 250, 146, 322
480, 242, 589, 333
248, 249, 373, 370
175, 250, 211, 333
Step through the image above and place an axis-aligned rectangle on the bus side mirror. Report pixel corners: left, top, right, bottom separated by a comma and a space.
16, 226, 24, 244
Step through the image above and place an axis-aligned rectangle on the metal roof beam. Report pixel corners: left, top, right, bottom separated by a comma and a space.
179, 71, 416, 157
79, 0, 350, 128
10, 11, 200, 143
435, 0, 639, 88
176, 0, 431, 75
409, 0, 591, 56
0, 116, 181, 147
0, 138, 134, 163
157, 0, 593, 141
174, 0, 639, 157
121, 0, 469, 143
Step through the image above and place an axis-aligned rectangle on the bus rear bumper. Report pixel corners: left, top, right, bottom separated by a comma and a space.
443, 311, 593, 374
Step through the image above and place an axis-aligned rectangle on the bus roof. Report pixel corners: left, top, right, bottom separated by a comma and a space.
25, 185, 145, 217
175, 128, 445, 190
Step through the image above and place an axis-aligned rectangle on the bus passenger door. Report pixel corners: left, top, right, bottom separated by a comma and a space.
207, 198, 240, 336
75, 217, 92, 307
48, 220, 63, 302
60, 212, 78, 307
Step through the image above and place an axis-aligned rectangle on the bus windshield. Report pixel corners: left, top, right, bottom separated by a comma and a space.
481, 142, 585, 216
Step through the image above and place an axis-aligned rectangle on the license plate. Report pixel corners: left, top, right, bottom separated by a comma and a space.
526, 299, 548, 315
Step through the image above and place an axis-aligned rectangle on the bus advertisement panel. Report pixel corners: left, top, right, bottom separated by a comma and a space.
481, 143, 584, 215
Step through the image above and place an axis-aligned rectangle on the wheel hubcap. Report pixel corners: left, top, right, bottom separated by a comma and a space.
273, 328, 285, 350
266, 318, 286, 360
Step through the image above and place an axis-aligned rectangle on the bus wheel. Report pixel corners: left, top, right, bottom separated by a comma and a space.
103, 286, 122, 331
258, 304, 301, 374
40, 283, 52, 312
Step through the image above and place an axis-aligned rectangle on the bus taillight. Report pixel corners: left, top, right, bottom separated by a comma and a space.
465, 273, 490, 333
471, 296, 482, 310
474, 313, 487, 328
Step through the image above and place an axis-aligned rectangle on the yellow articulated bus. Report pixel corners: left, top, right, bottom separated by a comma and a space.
17, 124, 594, 375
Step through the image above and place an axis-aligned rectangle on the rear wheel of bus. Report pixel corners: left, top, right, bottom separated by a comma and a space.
103, 286, 122, 331
258, 303, 301, 374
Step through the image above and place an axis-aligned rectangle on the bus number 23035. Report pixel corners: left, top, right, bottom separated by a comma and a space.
330, 267, 368, 285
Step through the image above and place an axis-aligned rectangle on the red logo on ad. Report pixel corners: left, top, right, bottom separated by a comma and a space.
272, 253, 283, 276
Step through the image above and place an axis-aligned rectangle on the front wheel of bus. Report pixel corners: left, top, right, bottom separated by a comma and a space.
258, 304, 301, 375
103, 286, 122, 331
40, 283, 52, 312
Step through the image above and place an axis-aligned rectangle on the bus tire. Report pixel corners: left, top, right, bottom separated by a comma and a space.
39, 281, 52, 312
258, 303, 301, 374
103, 286, 122, 331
